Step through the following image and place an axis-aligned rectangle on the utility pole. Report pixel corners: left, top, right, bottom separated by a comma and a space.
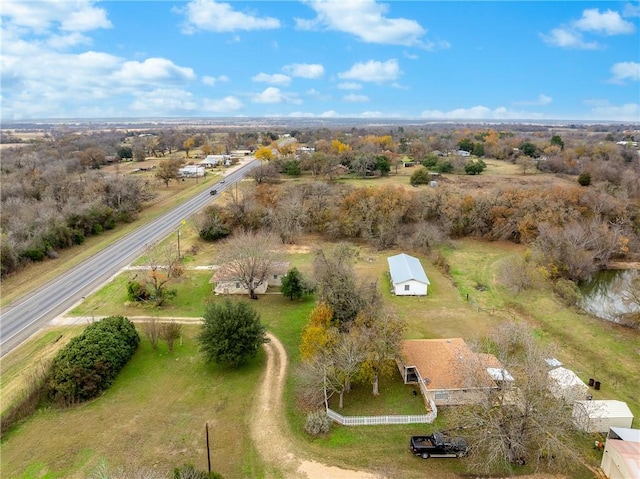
206, 422, 211, 473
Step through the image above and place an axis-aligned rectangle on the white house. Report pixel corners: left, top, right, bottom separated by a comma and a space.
178, 165, 205, 177
547, 367, 589, 403
387, 253, 430, 296
601, 427, 640, 479
573, 400, 634, 433
210, 261, 290, 295
200, 155, 229, 167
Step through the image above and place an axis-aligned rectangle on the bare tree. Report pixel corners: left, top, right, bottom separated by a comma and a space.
160, 321, 182, 351
451, 322, 580, 474
214, 230, 280, 299
143, 242, 184, 306
265, 187, 306, 244
142, 318, 161, 349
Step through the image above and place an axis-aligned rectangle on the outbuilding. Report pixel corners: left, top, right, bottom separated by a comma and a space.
387, 253, 430, 296
573, 400, 634, 433
601, 427, 640, 479
547, 367, 589, 403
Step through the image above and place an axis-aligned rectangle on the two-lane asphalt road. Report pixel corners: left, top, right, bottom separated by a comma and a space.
0, 159, 260, 357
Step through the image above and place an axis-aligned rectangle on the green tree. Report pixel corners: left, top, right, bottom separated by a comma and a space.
520, 141, 539, 158
550, 134, 565, 150
410, 168, 431, 186
458, 138, 475, 152
465, 160, 486, 175
156, 158, 184, 187
374, 155, 391, 176
198, 299, 268, 367
472, 142, 485, 157
116, 146, 133, 160
280, 267, 305, 300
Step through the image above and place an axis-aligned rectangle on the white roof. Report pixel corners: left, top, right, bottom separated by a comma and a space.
387, 253, 430, 285
610, 427, 640, 442
487, 367, 514, 381
548, 367, 588, 390
545, 358, 563, 368
575, 400, 634, 419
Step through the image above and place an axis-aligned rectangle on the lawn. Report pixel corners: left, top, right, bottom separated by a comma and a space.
1, 326, 267, 479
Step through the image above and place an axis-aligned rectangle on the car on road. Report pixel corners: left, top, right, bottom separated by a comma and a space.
220, 180, 225, 183
210, 189, 217, 195
410, 432, 468, 459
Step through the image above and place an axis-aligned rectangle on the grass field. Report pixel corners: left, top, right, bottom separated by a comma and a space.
2, 162, 636, 478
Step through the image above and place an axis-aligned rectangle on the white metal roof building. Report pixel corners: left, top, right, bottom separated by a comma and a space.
387, 253, 430, 296
548, 366, 589, 403
573, 400, 634, 433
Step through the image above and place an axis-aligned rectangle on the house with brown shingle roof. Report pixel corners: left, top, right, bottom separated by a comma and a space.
398, 338, 513, 406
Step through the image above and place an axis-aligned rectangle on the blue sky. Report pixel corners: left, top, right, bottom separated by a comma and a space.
1, 0, 639, 121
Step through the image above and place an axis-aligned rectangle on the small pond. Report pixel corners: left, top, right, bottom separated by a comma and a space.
579, 269, 639, 323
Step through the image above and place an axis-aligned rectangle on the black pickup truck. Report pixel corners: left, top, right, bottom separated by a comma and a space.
409, 432, 468, 459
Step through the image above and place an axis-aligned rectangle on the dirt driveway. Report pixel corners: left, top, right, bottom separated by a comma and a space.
250, 333, 378, 478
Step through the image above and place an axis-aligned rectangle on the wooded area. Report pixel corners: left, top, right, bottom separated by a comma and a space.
2, 123, 639, 285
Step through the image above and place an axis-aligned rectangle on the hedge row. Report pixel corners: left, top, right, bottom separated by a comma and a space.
47, 316, 140, 405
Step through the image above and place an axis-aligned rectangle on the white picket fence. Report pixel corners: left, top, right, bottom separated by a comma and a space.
326, 399, 437, 426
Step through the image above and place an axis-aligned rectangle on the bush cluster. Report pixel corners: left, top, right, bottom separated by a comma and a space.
304, 410, 332, 436
47, 316, 140, 405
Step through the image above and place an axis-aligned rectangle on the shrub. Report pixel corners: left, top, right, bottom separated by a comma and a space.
304, 410, 332, 436
553, 278, 582, 307
410, 168, 431, 186
47, 316, 140, 405
578, 172, 591, 186
173, 464, 224, 479
127, 280, 151, 301
23, 248, 45, 262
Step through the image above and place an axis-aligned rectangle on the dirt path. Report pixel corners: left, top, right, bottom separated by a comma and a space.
250, 333, 378, 479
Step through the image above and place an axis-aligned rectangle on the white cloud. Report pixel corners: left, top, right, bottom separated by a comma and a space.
421, 105, 545, 120
337, 82, 362, 90
320, 110, 339, 117
202, 96, 243, 113
252, 72, 291, 85
252, 87, 301, 104
179, 0, 280, 33
608, 62, 640, 84
359, 111, 386, 118
295, 0, 426, 46
513, 94, 553, 106
540, 28, 599, 49
202, 75, 229, 86
338, 59, 401, 83
1, 0, 112, 33
343, 93, 369, 103
574, 9, 635, 35
542, 8, 635, 49
130, 88, 198, 113
288, 111, 316, 117
113, 58, 196, 84
585, 100, 640, 121
623, 3, 640, 18
282, 63, 325, 79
